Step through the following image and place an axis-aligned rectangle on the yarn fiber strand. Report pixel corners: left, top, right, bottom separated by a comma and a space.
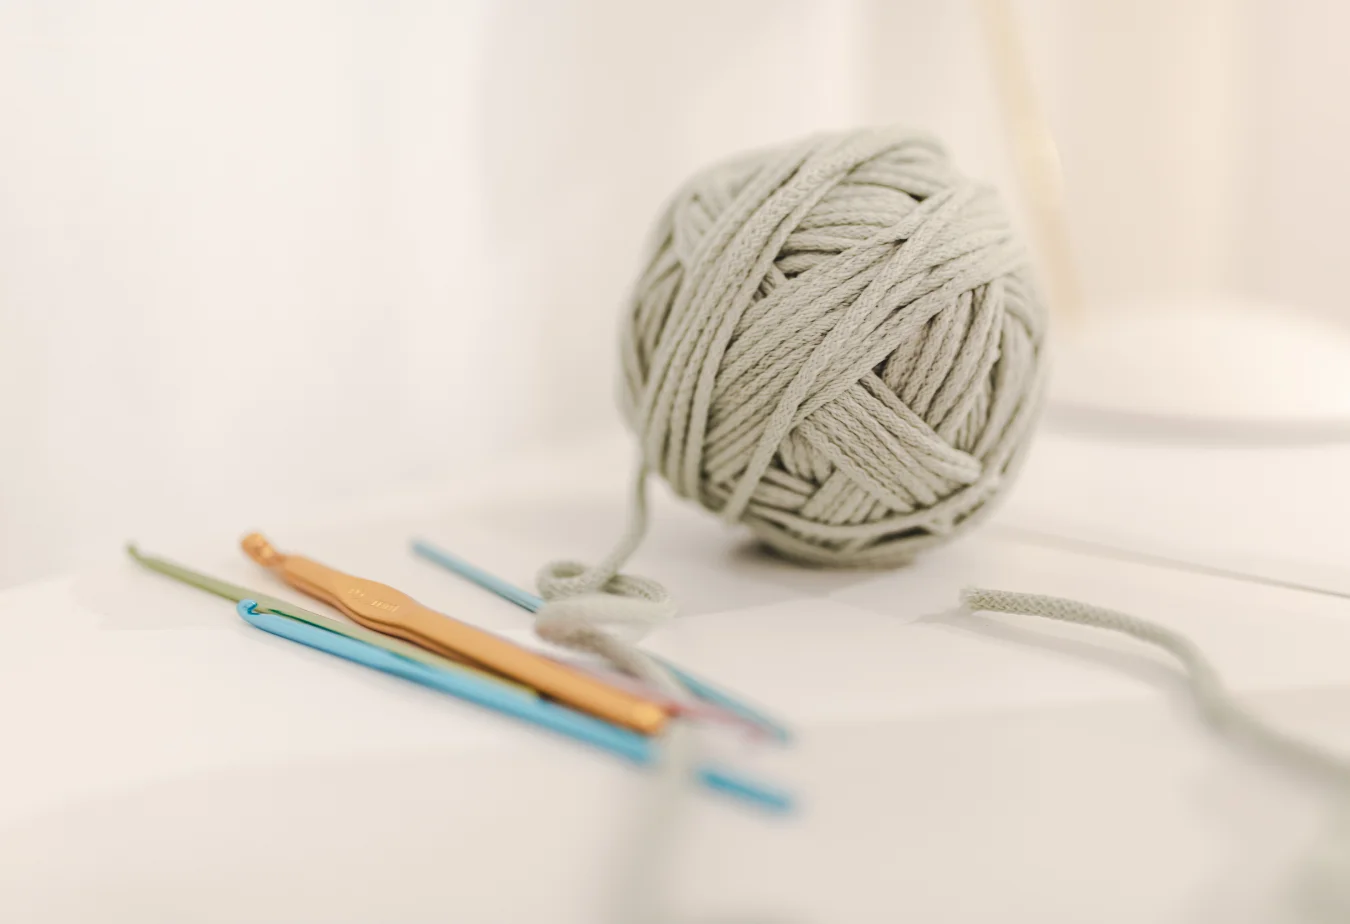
622, 127, 1047, 567
963, 587, 1350, 920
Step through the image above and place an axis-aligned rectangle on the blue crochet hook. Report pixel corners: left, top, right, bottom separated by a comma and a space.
236, 601, 793, 814
410, 538, 793, 743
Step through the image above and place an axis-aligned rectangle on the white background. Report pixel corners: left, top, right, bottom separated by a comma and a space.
4, 0, 1350, 587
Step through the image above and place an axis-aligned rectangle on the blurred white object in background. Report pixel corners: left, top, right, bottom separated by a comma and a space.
1049, 296, 1350, 435
980, 0, 1350, 438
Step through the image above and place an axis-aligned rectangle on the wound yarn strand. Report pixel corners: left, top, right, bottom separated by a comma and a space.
542, 126, 1046, 614
620, 127, 1047, 569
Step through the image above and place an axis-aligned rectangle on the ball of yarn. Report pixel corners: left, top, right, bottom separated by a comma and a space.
619, 127, 1048, 567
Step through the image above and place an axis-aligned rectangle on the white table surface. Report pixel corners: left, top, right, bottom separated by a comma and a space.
3, 430, 1349, 923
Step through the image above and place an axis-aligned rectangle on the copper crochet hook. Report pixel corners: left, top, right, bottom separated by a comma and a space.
241, 533, 669, 735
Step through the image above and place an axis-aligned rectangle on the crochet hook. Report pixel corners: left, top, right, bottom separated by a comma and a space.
235, 601, 793, 814
132, 545, 746, 726
410, 538, 793, 743
125, 543, 792, 812
242, 534, 670, 735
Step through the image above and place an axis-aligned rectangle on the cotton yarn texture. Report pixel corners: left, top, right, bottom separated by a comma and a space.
620, 127, 1048, 567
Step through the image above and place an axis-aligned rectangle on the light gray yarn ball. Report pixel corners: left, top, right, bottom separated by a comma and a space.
620, 128, 1048, 567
